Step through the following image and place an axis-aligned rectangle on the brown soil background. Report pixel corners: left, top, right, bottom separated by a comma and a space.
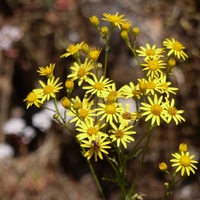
0, 0, 199, 199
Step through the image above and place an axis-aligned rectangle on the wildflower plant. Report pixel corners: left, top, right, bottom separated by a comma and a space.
24, 12, 198, 200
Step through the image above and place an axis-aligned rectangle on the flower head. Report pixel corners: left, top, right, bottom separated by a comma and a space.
89, 47, 102, 61
83, 74, 113, 98
96, 103, 123, 124
37, 63, 55, 78
89, 15, 99, 27
179, 143, 187, 152
102, 12, 127, 29
68, 58, 94, 86
163, 38, 188, 60
81, 135, 111, 162
60, 42, 84, 58
120, 82, 141, 100
136, 44, 165, 59
76, 119, 107, 140
109, 122, 135, 148
67, 97, 96, 126
140, 94, 167, 126
35, 77, 63, 102
24, 90, 43, 109
165, 98, 185, 125
141, 57, 166, 78
170, 150, 198, 176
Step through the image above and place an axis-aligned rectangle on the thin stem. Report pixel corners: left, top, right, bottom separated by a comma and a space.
86, 158, 106, 200
128, 125, 153, 197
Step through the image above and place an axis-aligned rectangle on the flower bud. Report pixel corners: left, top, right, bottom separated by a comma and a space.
132, 27, 140, 37
65, 79, 74, 91
179, 143, 187, 152
159, 162, 168, 172
89, 16, 99, 27
121, 30, 128, 40
168, 58, 176, 68
81, 43, 89, 54
61, 97, 71, 109
101, 26, 109, 35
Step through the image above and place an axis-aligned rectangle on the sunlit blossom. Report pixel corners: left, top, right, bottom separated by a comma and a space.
163, 38, 188, 60
140, 95, 167, 126
60, 42, 84, 58
81, 135, 111, 162
37, 63, 55, 78
136, 44, 165, 59
109, 122, 135, 148
102, 12, 127, 29
68, 58, 94, 86
24, 90, 43, 108
170, 150, 198, 176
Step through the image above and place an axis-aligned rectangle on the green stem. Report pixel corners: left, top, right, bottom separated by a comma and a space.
86, 158, 106, 200
128, 125, 153, 197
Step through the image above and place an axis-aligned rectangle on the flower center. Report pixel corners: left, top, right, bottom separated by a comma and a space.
110, 16, 120, 23
87, 127, 98, 136
68, 44, 79, 53
94, 82, 104, 90
132, 89, 141, 97
44, 85, 53, 94
105, 104, 116, 114
115, 130, 124, 138
151, 104, 163, 115
167, 107, 177, 116
77, 68, 87, 78
146, 49, 155, 56
78, 109, 88, 118
180, 155, 191, 166
148, 60, 158, 71
90, 140, 100, 150
172, 41, 183, 51
122, 112, 132, 120
27, 92, 37, 102
146, 81, 156, 89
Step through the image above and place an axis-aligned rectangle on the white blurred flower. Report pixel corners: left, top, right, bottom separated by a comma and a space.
21, 126, 36, 144
3, 118, 26, 136
118, 98, 137, 112
32, 110, 52, 132
0, 25, 23, 50
0, 143, 14, 159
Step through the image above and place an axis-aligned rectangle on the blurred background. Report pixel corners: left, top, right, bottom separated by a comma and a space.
0, 0, 200, 199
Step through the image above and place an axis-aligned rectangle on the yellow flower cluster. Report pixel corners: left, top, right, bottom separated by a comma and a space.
24, 12, 189, 164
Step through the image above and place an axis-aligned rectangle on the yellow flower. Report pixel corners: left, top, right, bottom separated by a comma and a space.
83, 74, 113, 98
35, 77, 63, 102
163, 38, 188, 60
118, 104, 138, 126
121, 21, 131, 31
159, 162, 168, 172
120, 82, 141, 100
37, 63, 55, 78
102, 12, 127, 29
165, 98, 185, 125
140, 94, 167, 126
156, 74, 178, 97
96, 103, 123, 124
89, 47, 102, 61
136, 44, 165, 59
67, 97, 96, 126
60, 42, 84, 58
141, 57, 166, 78
76, 119, 107, 140
68, 58, 94, 86
81, 135, 111, 162
24, 90, 43, 109
109, 122, 135, 148
170, 151, 198, 176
